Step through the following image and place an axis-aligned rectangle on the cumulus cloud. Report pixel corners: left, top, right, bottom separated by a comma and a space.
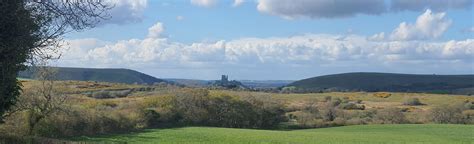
368, 32, 385, 41
59, 34, 473, 72
101, 0, 148, 25
391, 0, 473, 12
390, 9, 452, 41
191, 0, 217, 7
56, 20, 473, 79
257, 0, 386, 19
147, 22, 165, 38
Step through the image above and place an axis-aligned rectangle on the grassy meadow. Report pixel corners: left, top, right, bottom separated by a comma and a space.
74, 124, 474, 144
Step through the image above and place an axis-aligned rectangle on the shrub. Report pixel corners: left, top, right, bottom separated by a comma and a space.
321, 105, 337, 121
403, 98, 423, 106
339, 103, 365, 110
324, 96, 332, 102
462, 110, 474, 124
375, 108, 406, 124
110, 90, 131, 98
373, 92, 391, 98
430, 104, 465, 124
464, 102, 474, 110
91, 90, 112, 99
331, 98, 342, 106
142, 108, 161, 127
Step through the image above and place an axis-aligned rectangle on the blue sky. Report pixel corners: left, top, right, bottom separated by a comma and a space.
56, 0, 474, 80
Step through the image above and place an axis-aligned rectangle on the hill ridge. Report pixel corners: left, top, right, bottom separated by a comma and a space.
288, 72, 474, 94
18, 66, 165, 85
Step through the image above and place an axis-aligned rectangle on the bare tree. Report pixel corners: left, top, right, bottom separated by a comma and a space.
26, 0, 112, 62
11, 64, 67, 135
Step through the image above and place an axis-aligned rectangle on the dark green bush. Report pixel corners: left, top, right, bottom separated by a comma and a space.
142, 108, 161, 127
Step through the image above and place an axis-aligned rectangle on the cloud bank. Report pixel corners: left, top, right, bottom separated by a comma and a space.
57, 18, 473, 79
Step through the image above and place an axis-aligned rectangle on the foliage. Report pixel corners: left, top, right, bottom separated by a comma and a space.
0, 1, 40, 121
375, 108, 406, 124
8, 67, 67, 135
430, 104, 467, 124
373, 92, 391, 98
339, 102, 365, 110
287, 73, 474, 95
464, 101, 474, 110
0, 0, 110, 121
403, 98, 423, 106
19, 67, 166, 85
2, 81, 474, 138
90, 90, 131, 99
167, 89, 286, 128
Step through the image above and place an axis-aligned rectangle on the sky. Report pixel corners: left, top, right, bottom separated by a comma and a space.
54, 0, 474, 80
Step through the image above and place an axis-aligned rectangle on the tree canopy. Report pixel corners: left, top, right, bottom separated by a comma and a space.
0, 0, 111, 120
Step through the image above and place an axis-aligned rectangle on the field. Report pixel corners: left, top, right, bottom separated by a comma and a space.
2, 80, 472, 143
74, 124, 474, 144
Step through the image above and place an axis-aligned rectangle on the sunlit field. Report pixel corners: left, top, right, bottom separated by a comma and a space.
73, 125, 474, 144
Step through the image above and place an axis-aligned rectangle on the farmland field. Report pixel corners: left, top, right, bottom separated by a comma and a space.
74, 124, 474, 144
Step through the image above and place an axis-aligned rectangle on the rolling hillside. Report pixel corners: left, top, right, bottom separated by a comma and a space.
288, 72, 474, 94
18, 67, 166, 85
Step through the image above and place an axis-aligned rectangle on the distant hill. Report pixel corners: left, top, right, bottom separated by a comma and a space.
165, 79, 211, 87
19, 67, 166, 85
287, 72, 474, 95
239, 80, 294, 88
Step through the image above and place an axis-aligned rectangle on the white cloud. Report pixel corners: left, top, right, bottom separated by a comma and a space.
147, 22, 165, 38
257, 0, 386, 19
102, 0, 148, 25
233, 0, 244, 7
59, 34, 473, 73
442, 39, 474, 59
57, 21, 473, 79
368, 32, 385, 41
390, 9, 452, 41
190, 0, 217, 7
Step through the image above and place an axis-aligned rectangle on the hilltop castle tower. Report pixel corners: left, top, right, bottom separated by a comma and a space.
221, 75, 229, 83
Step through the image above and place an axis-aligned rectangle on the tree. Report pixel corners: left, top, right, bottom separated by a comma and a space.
0, 1, 111, 120
12, 66, 66, 135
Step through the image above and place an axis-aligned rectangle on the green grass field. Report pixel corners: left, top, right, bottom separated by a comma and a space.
74, 124, 474, 144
